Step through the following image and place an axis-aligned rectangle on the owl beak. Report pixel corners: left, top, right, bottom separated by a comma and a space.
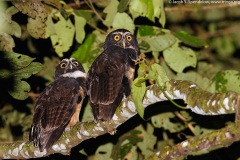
121, 39, 126, 48
69, 64, 73, 70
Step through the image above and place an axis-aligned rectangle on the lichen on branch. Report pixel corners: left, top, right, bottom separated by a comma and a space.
0, 80, 239, 159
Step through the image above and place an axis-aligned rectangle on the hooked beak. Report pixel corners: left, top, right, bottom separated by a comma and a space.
69, 64, 73, 69
121, 39, 126, 48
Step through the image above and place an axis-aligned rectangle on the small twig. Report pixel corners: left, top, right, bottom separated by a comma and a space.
175, 112, 195, 134
87, 21, 107, 34
28, 92, 40, 98
68, 0, 104, 9
187, 123, 195, 134
175, 112, 187, 122
85, 0, 104, 22
165, 3, 240, 12
199, 24, 240, 40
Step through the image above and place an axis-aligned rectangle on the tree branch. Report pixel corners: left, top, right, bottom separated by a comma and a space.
165, 3, 240, 12
147, 123, 239, 160
0, 80, 239, 159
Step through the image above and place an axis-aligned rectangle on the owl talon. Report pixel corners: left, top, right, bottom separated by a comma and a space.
108, 129, 116, 135
64, 126, 72, 132
134, 53, 146, 64
101, 120, 116, 135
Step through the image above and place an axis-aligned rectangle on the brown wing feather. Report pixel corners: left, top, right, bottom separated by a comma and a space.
88, 52, 124, 104
29, 78, 82, 151
87, 46, 134, 120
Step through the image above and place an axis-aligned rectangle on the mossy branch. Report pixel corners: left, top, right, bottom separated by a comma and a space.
147, 123, 239, 160
0, 80, 239, 159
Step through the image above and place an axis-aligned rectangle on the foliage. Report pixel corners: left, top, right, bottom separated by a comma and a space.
0, 0, 240, 159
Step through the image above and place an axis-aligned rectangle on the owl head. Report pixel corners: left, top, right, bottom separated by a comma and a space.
104, 29, 139, 54
55, 58, 86, 79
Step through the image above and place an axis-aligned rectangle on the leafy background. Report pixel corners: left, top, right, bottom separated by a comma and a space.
0, 0, 240, 159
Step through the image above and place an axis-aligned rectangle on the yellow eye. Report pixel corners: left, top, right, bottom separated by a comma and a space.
114, 35, 121, 41
126, 35, 132, 41
60, 63, 67, 68
73, 61, 79, 66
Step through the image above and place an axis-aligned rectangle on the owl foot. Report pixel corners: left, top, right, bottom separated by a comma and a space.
101, 120, 116, 135
134, 53, 146, 64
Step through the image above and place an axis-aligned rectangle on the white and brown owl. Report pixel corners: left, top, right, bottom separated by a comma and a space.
29, 58, 86, 152
87, 29, 139, 121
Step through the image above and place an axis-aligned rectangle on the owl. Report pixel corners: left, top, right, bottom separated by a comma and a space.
87, 29, 139, 121
29, 58, 86, 152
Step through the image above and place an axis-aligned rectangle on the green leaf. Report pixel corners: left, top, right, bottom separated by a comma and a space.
9, 62, 43, 100
12, 0, 47, 20
136, 124, 157, 158
176, 72, 211, 90
174, 31, 207, 48
94, 143, 113, 160
0, 52, 34, 72
74, 10, 96, 27
194, 125, 214, 136
13, 62, 43, 79
46, 11, 75, 57
127, 130, 143, 144
0, 1, 7, 12
148, 63, 169, 87
137, 61, 148, 77
118, 0, 130, 12
141, 0, 154, 21
0, 33, 15, 51
129, 0, 147, 20
72, 30, 106, 72
211, 35, 235, 57
141, 32, 177, 52
111, 129, 142, 160
12, 1, 48, 39
129, 0, 163, 22
120, 140, 134, 159
138, 25, 155, 36
151, 112, 186, 133
119, 130, 142, 159
37, 57, 60, 85
71, 33, 97, 63
158, 0, 166, 27
152, 51, 160, 63
139, 31, 176, 62
0, 52, 44, 100
27, 17, 46, 39
132, 77, 146, 118
103, 0, 119, 27
138, 40, 150, 51
0, 6, 21, 38
8, 80, 30, 100
157, 132, 174, 150
112, 12, 135, 33
211, 70, 240, 93
163, 42, 197, 73
81, 103, 94, 122
74, 14, 86, 44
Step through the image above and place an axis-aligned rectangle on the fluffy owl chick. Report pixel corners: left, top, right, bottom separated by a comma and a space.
87, 29, 139, 121
29, 58, 86, 152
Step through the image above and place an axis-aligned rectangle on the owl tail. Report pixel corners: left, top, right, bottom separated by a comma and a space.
91, 103, 118, 121
38, 126, 66, 152
93, 91, 124, 121
98, 105, 118, 121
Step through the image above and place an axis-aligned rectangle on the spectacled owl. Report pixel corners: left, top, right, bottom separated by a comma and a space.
29, 58, 86, 152
87, 29, 139, 121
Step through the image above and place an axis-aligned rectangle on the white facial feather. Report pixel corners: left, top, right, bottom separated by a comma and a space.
62, 70, 86, 78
